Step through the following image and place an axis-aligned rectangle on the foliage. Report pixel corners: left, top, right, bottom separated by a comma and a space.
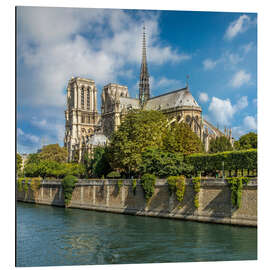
16, 153, 23, 174
167, 176, 186, 204
163, 122, 204, 155
234, 132, 257, 150
30, 177, 42, 192
62, 175, 78, 206
117, 180, 123, 194
23, 179, 29, 192
24, 160, 85, 179
107, 171, 121, 179
226, 177, 249, 209
26, 153, 41, 165
107, 110, 168, 176
132, 179, 137, 195
17, 178, 24, 192
140, 147, 193, 178
141, 173, 156, 202
185, 149, 257, 175
90, 147, 111, 178
192, 177, 201, 208
39, 144, 68, 163
209, 136, 233, 153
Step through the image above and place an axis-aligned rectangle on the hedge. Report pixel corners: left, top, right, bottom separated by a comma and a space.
185, 149, 257, 174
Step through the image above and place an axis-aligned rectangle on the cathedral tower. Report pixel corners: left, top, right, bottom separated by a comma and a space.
139, 26, 150, 106
64, 77, 100, 162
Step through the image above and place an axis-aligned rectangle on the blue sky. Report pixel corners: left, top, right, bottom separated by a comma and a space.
16, 7, 257, 154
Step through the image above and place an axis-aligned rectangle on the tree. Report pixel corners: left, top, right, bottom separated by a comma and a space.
90, 146, 111, 178
26, 153, 40, 165
234, 132, 257, 150
107, 110, 168, 176
208, 136, 233, 153
163, 122, 204, 155
39, 144, 68, 163
140, 147, 193, 178
16, 153, 22, 176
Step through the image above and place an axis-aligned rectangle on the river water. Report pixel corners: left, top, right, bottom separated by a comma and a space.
16, 202, 257, 267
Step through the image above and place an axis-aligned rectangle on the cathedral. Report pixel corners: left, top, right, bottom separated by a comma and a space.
64, 27, 233, 162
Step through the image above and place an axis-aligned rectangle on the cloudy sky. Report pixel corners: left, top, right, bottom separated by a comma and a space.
16, 7, 257, 153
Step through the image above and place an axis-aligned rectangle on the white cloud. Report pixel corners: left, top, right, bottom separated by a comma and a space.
234, 96, 248, 110
17, 128, 39, 144
18, 7, 190, 109
230, 70, 251, 88
199, 92, 209, 103
203, 59, 218, 70
252, 98, 257, 106
242, 42, 254, 54
226, 52, 243, 65
208, 96, 248, 125
224, 14, 252, 40
243, 115, 257, 130
208, 97, 235, 125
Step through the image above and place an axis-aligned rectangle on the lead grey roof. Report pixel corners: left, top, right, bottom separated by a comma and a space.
145, 87, 201, 111
119, 97, 140, 109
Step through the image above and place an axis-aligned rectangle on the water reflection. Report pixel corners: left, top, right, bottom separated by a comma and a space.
16, 202, 257, 267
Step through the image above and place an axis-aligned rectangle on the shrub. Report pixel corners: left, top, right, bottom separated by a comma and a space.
192, 177, 201, 208
30, 177, 42, 192
132, 179, 137, 195
167, 176, 186, 204
62, 175, 78, 206
226, 177, 249, 209
23, 179, 29, 192
185, 149, 257, 175
17, 178, 24, 192
117, 179, 123, 194
141, 173, 156, 202
107, 171, 121, 179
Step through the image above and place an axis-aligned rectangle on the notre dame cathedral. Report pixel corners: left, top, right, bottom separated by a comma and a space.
64, 27, 233, 162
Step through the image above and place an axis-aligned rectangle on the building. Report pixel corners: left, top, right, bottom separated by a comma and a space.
64, 27, 233, 162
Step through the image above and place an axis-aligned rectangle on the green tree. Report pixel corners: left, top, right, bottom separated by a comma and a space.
90, 146, 111, 178
39, 144, 68, 163
209, 136, 233, 153
140, 147, 193, 178
163, 122, 204, 155
26, 153, 40, 165
234, 132, 257, 150
16, 153, 22, 175
107, 110, 168, 176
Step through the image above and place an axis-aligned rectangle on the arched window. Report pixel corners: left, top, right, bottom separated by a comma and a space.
81, 86, 84, 109
186, 115, 191, 123
87, 88, 90, 110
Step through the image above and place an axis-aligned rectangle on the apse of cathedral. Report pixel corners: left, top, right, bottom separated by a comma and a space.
64, 27, 233, 162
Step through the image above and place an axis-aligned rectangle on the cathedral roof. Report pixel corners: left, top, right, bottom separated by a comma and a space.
145, 87, 201, 111
119, 97, 140, 109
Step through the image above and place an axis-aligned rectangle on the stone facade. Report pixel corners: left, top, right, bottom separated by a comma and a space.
64, 77, 100, 162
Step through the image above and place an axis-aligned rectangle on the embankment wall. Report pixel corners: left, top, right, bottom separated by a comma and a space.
16, 178, 257, 226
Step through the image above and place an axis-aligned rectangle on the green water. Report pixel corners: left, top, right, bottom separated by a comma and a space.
16, 202, 257, 267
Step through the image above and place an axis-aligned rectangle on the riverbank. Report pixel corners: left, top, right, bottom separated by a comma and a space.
16, 178, 257, 227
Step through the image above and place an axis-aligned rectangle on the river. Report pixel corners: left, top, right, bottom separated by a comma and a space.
16, 202, 257, 267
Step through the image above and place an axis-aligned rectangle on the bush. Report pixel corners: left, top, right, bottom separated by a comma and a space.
192, 177, 201, 208
17, 178, 24, 192
107, 171, 121, 179
167, 176, 186, 204
226, 177, 249, 209
185, 149, 257, 175
62, 175, 78, 206
141, 173, 156, 202
30, 177, 42, 192
132, 179, 137, 195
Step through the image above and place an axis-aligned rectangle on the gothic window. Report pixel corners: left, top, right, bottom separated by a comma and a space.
88, 115, 91, 124
81, 87, 84, 109
186, 115, 191, 123
87, 88, 90, 110
81, 115, 85, 123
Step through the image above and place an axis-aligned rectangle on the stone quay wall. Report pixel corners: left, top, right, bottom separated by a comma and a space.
16, 178, 257, 227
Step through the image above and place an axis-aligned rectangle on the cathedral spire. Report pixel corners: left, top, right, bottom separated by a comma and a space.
139, 25, 150, 106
